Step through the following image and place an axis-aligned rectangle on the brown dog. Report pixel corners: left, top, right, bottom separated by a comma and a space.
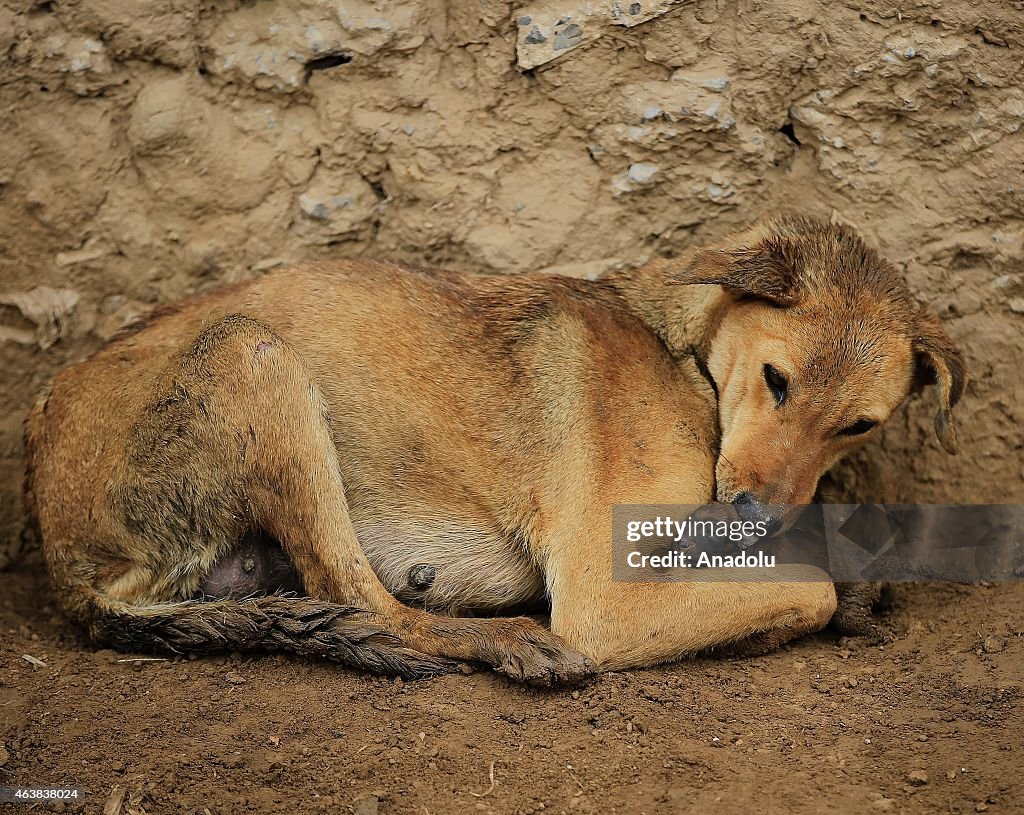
23, 214, 965, 682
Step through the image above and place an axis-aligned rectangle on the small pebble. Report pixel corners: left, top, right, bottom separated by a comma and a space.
354, 793, 379, 815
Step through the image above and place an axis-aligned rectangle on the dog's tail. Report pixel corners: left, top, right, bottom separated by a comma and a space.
72, 588, 458, 679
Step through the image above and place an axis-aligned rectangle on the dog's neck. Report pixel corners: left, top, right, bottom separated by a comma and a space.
604, 259, 730, 361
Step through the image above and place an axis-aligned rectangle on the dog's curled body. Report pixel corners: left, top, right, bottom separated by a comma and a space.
24, 215, 966, 679
25, 261, 714, 680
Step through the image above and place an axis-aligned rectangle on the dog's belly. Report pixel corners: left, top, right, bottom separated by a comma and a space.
353, 518, 546, 614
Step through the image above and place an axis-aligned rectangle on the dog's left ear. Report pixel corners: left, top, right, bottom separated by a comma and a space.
912, 312, 967, 455
667, 242, 803, 306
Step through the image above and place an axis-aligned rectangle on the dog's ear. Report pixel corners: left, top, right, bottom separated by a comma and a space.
667, 242, 803, 306
912, 312, 967, 455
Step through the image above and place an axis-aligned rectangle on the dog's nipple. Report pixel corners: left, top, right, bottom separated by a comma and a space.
408, 563, 437, 590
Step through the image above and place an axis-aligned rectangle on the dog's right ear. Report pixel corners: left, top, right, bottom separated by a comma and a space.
666, 243, 804, 306
911, 311, 968, 455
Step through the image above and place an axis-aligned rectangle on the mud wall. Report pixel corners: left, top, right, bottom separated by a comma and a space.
1, 0, 1022, 564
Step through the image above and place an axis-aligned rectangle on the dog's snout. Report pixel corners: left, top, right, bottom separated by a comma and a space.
731, 492, 782, 536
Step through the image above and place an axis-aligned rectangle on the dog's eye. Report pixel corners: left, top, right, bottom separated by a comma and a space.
838, 419, 878, 437
763, 364, 788, 406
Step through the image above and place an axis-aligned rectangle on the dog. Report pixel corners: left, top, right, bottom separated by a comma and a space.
23, 214, 966, 683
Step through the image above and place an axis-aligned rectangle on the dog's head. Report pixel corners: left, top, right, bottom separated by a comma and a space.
670, 214, 966, 529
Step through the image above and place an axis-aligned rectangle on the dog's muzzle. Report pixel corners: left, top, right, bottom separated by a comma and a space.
731, 492, 783, 537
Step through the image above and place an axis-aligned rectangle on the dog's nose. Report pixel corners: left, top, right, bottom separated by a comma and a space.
731, 492, 782, 536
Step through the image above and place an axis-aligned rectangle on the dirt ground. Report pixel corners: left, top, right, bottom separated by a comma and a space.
2, 549, 1022, 815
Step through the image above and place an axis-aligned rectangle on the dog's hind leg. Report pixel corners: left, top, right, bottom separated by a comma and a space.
111, 314, 590, 684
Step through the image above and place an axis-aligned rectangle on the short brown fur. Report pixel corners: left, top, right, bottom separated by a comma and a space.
24, 214, 965, 681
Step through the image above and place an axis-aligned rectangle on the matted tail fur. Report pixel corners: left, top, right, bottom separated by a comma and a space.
87, 591, 458, 679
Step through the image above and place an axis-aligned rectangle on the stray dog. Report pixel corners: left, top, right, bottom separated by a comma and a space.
23, 214, 965, 682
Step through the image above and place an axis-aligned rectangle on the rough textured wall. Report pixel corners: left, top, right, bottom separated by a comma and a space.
1, 0, 1022, 564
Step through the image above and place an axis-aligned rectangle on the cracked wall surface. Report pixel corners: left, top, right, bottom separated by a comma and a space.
1, 0, 1022, 563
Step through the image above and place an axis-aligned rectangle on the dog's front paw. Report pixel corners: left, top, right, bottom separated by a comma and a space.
489, 618, 595, 686
831, 582, 889, 643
